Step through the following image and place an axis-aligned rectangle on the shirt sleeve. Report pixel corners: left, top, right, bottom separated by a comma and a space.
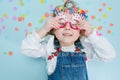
21, 30, 48, 58
80, 30, 116, 62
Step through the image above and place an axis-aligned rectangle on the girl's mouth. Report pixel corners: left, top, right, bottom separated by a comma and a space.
63, 33, 72, 36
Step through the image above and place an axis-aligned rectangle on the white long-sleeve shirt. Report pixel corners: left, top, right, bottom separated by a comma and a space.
21, 30, 116, 75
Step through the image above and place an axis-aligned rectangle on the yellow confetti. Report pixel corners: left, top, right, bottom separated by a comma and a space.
2, 13, 7, 18
92, 26, 97, 30
21, 14, 26, 18
108, 7, 112, 11
42, 15, 45, 19
18, 1, 24, 6
40, 0, 44, 4
102, 13, 107, 18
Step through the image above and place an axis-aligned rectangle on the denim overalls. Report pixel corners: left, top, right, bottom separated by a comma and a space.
48, 38, 88, 80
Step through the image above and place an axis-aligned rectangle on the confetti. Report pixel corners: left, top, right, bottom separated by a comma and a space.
98, 26, 103, 30
2, 25, 6, 29
15, 27, 19, 31
18, 17, 24, 22
8, 51, 13, 56
0, 18, 3, 22
3, 52, 7, 55
45, 13, 49, 18
98, 8, 102, 12
108, 7, 112, 11
24, 29, 28, 33
13, 7, 17, 11
49, 4, 54, 10
28, 22, 32, 27
21, 14, 26, 18
102, 2, 106, 7
8, 0, 13, 2
18, 0, 24, 6
2, 13, 8, 19
110, 23, 114, 27
107, 29, 111, 34
91, 15, 96, 20
40, 0, 44, 4
102, 13, 107, 18
12, 16, 17, 20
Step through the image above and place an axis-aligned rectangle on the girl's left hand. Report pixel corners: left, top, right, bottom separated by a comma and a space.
79, 15, 93, 37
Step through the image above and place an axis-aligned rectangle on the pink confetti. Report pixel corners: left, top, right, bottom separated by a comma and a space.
8, 0, 13, 2
0, 18, 3, 22
49, 4, 54, 10
13, 7, 17, 11
2, 25, 6, 29
12, 16, 17, 20
24, 29, 28, 33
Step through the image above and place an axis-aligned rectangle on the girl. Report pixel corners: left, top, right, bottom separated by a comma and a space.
21, 0, 116, 80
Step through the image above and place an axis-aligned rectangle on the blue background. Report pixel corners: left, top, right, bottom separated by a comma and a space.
0, 0, 120, 80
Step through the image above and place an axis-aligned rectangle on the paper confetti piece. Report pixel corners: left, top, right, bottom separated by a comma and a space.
91, 15, 96, 20
13, 7, 17, 11
45, 13, 49, 18
24, 29, 28, 33
12, 16, 17, 20
18, 17, 24, 22
92, 26, 97, 30
15, 27, 19, 31
49, 4, 54, 10
28, 22, 32, 27
2, 25, 6, 29
98, 26, 103, 30
2, 13, 8, 18
107, 29, 111, 34
8, 51, 13, 56
98, 8, 102, 12
102, 13, 107, 18
40, 0, 44, 4
108, 7, 112, 11
110, 23, 114, 27
18, 0, 24, 6
102, 2, 106, 7
21, 14, 26, 18
0, 18, 3, 22
8, 0, 13, 2
3, 52, 7, 55
35, 27, 39, 31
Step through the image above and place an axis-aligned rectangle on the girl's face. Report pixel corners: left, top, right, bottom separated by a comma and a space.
54, 12, 81, 47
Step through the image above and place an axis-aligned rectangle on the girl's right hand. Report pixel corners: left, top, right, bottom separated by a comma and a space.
43, 17, 60, 32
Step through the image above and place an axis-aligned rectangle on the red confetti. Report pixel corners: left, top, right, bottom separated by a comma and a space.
102, 2, 106, 7
107, 30, 111, 34
110, 23, 114, 27
18, 17, 24, 22
28, 22, 32, 27
45, 13, 49, 17
98, 26, 103, 30
98, 8, 102, 12
15, 27, 19, 31
8, 51, 13, 56
91, 15, 96, 20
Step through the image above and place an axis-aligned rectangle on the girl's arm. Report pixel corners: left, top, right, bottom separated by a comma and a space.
80, 30, 116, 62
21, 30, 48, 58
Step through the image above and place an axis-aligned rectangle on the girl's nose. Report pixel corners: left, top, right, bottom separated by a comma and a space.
65, 22, 71, 30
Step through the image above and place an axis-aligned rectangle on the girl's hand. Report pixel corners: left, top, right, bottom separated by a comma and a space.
43, 17, 60, 32
79, 15, 93, 37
